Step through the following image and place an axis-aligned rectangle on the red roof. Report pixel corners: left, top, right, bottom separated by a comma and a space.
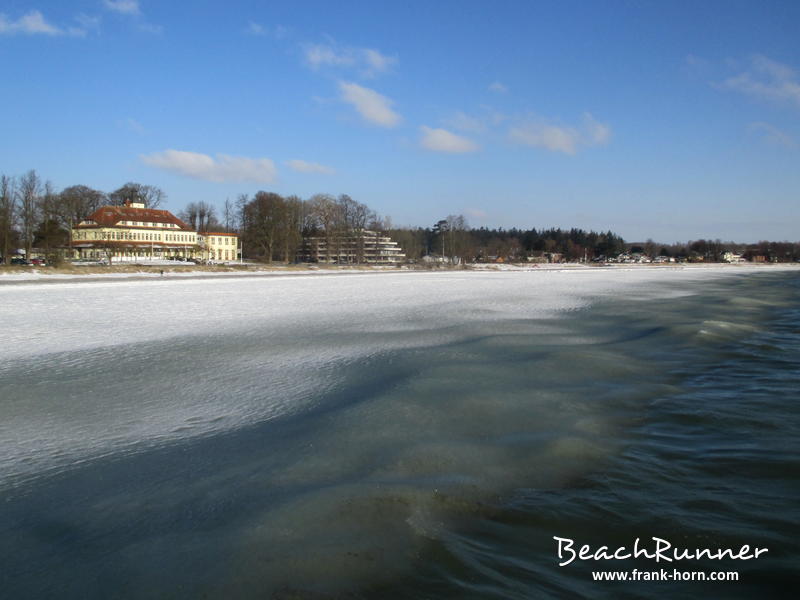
78, 205, 192, 230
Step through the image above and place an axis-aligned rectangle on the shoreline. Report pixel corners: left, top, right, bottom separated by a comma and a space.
0, 261, 796, 285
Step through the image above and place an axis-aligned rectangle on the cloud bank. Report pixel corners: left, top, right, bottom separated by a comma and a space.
723, 55, 800, 109
141, 150, 278, 183
103, 1, 140, 16
338, 81, 401, 127
102, 0, 160, 33
420, 126, 479, 153
509, 113, 611, 154
305, 42, 396, 77
0, 10, 86, 36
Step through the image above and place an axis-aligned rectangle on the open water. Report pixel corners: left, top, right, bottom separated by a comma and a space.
0, 269, 798, 598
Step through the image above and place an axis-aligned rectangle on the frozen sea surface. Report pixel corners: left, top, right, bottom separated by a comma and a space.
0, 268, 711, 485
1, 267, 798, 598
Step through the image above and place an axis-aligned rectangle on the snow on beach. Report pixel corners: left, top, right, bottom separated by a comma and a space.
0, 264, 780, 360
0, 265, 793, 490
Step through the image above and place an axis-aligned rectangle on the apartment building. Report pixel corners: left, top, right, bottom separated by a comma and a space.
299, 230, 405, 265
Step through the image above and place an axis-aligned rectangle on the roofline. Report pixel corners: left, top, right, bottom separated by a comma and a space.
75, 224, 196, 231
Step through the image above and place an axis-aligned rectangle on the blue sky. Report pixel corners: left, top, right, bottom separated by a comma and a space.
1, 0, 798, 242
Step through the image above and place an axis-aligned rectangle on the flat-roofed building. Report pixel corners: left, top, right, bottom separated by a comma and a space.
299, 230, 405, 265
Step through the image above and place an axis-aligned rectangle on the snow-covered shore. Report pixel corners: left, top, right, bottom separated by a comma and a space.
0, 261, 793, 284
0, 264, 794, 362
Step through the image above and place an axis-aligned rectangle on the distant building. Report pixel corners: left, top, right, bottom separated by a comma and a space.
198, 231, 240, 262
722, 251, 745, 263
299, 230, 405, 264
70, 201, 238, 262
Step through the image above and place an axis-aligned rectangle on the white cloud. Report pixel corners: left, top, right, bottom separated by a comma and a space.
338, 81, 401, 127
748, 122, 796, 149
103, 1, 140, 15
362, 48, 396, 75
306, 43, 355, 68
304, 42, 396, 77
509, 114, 611, 154
420, 126, 479, 153
141, 150, 278, 183
509, 122, 581, 154
286, 159, 336, 175
722, 55, 800, 109
0, 10, 100, 37
0, 10, 62, 35
488, 81, 508, 93
102, 0, 160, 33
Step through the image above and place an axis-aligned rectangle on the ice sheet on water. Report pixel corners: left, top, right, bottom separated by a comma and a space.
2, 267, 795, 596
0, 267, 775, 489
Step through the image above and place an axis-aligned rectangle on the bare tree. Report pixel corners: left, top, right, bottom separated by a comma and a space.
243, 192, 285, 263
59, 185, 106, 257
307, 194, 340, 262
35, 181, 64, 261
446, 214, 469, 262
181, 201, 219, 231
281, 195, 304, 262
0, 175, 17, 264
432, 215, 469, 262
17, 170, 41, 260
109, 182, 166, 208
337, 194, 374, 262
60, 185, 105, 224
223, 197, 236, 233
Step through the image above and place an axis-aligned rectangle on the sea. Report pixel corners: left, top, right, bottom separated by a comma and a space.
0, 268, 798, 599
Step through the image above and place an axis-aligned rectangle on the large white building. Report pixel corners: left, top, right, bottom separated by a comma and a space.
299, 230, 406, 265
70, 201, 239, 263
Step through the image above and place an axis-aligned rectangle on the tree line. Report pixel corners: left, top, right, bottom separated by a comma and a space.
388, 219, 627, 263
235, 192, 391, 263
0, 170, 643, 265
235, 194, 627, 264
3, 168, 797, 265
636, 239, 800, 263
0, 170, 169, 264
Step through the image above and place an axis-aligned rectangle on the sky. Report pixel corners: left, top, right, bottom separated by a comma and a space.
1, 0, 798, 243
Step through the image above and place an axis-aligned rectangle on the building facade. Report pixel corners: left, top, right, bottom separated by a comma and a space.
70, 202, 238, 262
299, 230, 406, 265
198, 231, 239, 262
